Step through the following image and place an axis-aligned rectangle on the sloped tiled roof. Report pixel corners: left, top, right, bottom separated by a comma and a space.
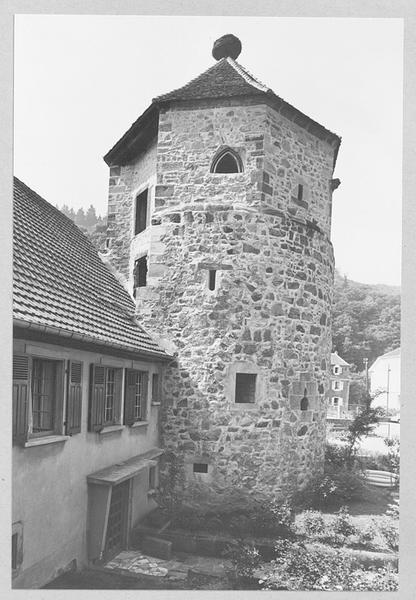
331, 352, 350, 366
104, 56, 340, 166
13, 177, 168, 359
154, 57, 269, 103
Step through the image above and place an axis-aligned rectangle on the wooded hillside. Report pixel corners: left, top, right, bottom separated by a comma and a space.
331, 272, 400, 372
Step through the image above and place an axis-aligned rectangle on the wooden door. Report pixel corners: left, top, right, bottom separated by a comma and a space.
105, 480, 130, 558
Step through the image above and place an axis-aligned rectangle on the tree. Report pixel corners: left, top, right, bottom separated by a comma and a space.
85, 204, 97, 228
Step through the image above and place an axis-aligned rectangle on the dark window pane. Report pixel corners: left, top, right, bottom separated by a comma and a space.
235, 373, 256, 404
214, 152, 241, 173
193, 463, 208, 473
32, 359, 56, 432
135, 190, 148, 234
208, 270, 216, 291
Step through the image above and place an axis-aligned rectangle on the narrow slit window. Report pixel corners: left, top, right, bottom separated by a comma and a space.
133, 255, 147, 296
297, 184, 304, 202
235, 373, 257, 404
208, 270, 216, 291
152, 373, 160, 403
12, 533, 18, 570
135, 189, 148, 234
149, 465, 157, 489
193, 463, 208, 473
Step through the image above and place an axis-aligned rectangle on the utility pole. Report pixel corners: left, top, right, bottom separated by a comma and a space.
386, 364, 391, 438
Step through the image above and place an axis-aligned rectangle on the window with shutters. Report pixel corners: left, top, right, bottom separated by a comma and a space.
235, 373, 257, 404
13, 354, 68, 443
89, 365, 123, 431
124, 369, 148, 425
135, 189, 148, 235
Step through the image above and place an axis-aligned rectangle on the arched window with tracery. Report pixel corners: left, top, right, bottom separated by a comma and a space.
211, 148, 243, 174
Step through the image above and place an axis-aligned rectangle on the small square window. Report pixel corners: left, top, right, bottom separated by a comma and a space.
235, 373, 257, 404
193, 463, 208, 473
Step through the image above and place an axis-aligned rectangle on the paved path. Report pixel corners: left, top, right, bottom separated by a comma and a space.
104, 549, 231, 581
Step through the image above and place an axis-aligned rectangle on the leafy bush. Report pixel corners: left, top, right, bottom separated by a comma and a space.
383, 438, 400, 479
295, 465, 366, 509
259, 539, 398, 591
223, 540, 262, 582
260, 539, 355, 590
299, 510, 326, 537
356, 521, 378, 548
168, 497, 294, 538
332, 507, 357, 539
378, 516, 399, 551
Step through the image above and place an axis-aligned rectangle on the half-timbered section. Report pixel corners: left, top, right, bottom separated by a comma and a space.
12, 178, 169, 588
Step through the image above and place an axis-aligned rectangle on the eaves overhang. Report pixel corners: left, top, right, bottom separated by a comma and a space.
13, 318, 171, 363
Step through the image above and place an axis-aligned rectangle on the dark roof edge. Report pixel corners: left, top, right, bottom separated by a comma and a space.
103, 103, 159, 166
104, 93, 340, 169
13, 318, 171, 362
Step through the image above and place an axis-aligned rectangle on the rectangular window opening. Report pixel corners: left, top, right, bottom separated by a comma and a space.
104, 368, 115, 424
297, 184, 303, 201
152, 373, 160, 403
135, 189, 148, 235
32, 358, 58, 434
193, 463, 208, 473
12, 533, 18, 571
235, 373, 257, 404
133, 256, 148, 295
208, 270, 216, 291
149, 466, 157, 489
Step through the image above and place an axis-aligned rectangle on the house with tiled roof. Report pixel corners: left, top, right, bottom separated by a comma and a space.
12, 177, 169, 588
327, 352, 352, 419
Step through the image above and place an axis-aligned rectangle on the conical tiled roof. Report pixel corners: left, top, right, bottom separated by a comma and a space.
104, 50, 340, 166
154, 57, 269, 103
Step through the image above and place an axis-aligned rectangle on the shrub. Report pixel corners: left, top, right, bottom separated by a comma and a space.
378, 516, 399, 551
223, 540, 262, 582
299, 510, 326, 538
332, 507, 357, 539
260, 539, 354, 590
295, 466, 366, 509
356, 521, 378, 548
259, 540, 398, 591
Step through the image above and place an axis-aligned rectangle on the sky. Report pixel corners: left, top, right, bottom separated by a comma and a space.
14, 16, 403, 286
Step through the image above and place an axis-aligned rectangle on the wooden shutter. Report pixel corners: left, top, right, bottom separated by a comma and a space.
89, 365, 105, 432
124, 369, 136, 426
13, 355, 29, 444
113, 368, 123, 424
141, 372, 149, 421
66, 361, 82, 435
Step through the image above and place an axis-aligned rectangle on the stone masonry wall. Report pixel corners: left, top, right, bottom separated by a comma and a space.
128, 99, 338, 506
105, 138, 157, 288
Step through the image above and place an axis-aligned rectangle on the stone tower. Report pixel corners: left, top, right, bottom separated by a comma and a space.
104, 35, 341, 505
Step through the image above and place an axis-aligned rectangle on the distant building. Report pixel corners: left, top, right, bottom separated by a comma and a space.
328, 352, 351, 418
369, 348, 401, 415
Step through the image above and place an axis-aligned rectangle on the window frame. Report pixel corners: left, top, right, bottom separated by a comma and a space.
210, 148, 243, 174
124, 368, 149, 426
235, 372, 257, 404
89, 364, 123, 431
134, 188, 149, 235
333, 380, 344, 391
